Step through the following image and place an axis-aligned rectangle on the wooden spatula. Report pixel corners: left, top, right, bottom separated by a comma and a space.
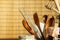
22, 19, 38, 38
22, 19, 34, 35
33, 13, 45, 40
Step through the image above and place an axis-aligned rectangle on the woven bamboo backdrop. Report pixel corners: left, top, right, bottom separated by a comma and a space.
0, 0, 57, 38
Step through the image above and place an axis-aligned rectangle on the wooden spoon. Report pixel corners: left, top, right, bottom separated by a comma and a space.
45, 16, 55, 39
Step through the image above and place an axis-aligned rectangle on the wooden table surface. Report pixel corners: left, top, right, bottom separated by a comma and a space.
0, 38, 19, 40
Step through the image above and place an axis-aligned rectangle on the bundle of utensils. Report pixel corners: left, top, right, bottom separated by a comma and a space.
18, 0, 60, 40
18, 8, 57, 40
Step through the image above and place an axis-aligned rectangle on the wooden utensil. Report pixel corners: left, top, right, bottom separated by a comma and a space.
45, 2, 60, 14
33, 13, 45, 40
43, 15, 48, 23
22, 19, 39, 38
18, 9, 39, 39
22, 19, 34, 35
45, 16, 55, 39
43, 15, 48, 38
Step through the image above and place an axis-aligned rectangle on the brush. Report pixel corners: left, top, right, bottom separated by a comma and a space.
33, 13, 45, 40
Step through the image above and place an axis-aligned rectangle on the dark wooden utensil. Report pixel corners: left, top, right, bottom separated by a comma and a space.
45, 16, 55, 40
33, 13, 45, 40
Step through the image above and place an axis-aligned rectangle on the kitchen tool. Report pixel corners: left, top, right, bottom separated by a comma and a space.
45, 16, 55, 40
22, 19, 38, 38
43, 15, 48, 23
45, 3, 58, 13
33, 13, 45, 40
43, 15, 48, 38
43, 15, 48, 31
33, 13, 40, 30
22, 19, 34, 35
45, 2, 60, 14
18, 9, 40, 38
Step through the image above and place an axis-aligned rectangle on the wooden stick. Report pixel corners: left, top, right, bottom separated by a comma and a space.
18, 9, 26, 21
